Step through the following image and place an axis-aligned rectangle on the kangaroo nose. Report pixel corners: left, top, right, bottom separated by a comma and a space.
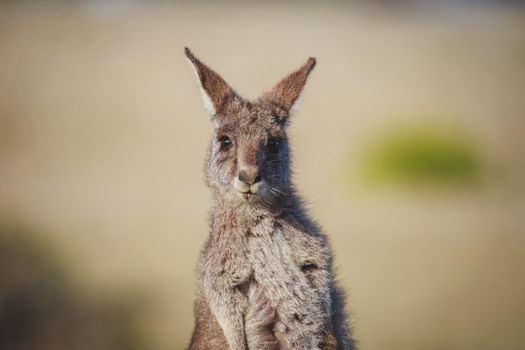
238, 168, 261, 185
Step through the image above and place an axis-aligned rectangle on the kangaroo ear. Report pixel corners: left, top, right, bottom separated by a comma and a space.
259, 57, 316, 116
185, 47, 234, 116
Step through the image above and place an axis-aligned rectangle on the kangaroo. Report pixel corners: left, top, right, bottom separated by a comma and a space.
185, 48, 356, 350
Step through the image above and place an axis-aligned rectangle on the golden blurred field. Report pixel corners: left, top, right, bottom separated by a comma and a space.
1, 1, 524, 349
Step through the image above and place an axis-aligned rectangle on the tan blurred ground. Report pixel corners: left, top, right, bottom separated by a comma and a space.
1, 1, 524, 349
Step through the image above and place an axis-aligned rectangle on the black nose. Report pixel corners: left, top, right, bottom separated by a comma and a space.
238, 169, 262, 185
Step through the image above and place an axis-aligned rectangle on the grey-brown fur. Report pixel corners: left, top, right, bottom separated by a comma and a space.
185, 48, 356, 350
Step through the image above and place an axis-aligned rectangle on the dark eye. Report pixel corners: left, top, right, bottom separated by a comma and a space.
218, 136, 232, 151
266, 138, 281, 153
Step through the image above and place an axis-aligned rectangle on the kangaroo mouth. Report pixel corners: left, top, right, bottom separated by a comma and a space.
240, 190, 256, 200
233, 180, 265, 202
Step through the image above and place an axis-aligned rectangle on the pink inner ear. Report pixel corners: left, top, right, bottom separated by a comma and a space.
185, 47, 235, 115
259, 57, 316, 113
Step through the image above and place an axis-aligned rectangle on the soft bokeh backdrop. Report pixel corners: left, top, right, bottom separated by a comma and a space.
1, 1, 524, 349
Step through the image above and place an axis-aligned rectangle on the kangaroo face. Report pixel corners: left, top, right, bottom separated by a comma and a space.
186, 48, 315, 208
206, 101, 290, 206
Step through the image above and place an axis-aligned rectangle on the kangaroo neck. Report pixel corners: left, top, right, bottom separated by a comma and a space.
210, 191, 297, 230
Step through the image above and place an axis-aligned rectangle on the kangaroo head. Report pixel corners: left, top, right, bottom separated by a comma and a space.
185, 48, 316, 209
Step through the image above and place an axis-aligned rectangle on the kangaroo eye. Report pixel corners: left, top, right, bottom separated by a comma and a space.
218, 136, 232, 151
266, 138, 281, 153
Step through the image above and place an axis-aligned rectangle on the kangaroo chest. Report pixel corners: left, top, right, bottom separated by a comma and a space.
221, 215, 316, 299
206, 214, 330, 349
246, 219, 295, 286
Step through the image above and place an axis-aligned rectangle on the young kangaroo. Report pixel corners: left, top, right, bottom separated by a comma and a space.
185, 48, 356, 350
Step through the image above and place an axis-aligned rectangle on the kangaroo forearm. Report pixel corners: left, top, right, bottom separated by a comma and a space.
201, 264, 249, 349
204, 285, 247, 349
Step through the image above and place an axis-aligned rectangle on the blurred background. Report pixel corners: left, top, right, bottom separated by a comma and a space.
1, 0, 524, 349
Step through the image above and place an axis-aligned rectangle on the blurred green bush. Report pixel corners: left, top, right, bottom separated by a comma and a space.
358, 124, 483, 187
